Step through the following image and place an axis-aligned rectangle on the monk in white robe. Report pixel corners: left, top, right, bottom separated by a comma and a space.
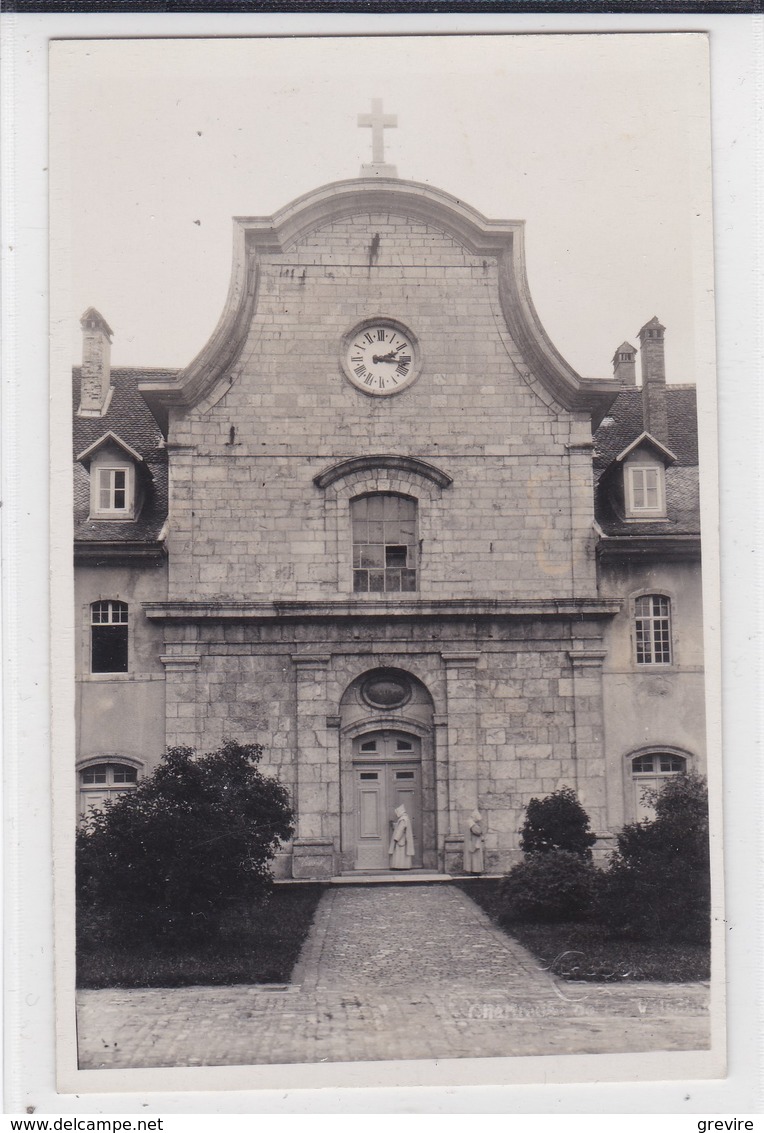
464, 809, 485, 873
389, 804, 415, 870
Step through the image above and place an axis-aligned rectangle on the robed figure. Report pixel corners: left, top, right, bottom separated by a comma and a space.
464, 809, 485, 874
389, 804, 415, 870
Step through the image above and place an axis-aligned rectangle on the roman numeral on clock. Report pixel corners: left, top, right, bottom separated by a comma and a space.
354, 365, 367, 377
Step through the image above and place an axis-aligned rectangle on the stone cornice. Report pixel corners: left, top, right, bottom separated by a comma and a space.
441, 651, 480, 665
144, 597, 621, 621
138, 178, 619, 422
596, 534, 701, 562
75, 541, 167, 565
291, 653, 331, 668
159, 654, 200, 671
567, 649, 608, 670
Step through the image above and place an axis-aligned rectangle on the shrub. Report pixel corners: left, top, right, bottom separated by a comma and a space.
519, 785, 597, 859
596, 772, 710, 943
76, 740, 294, 943
496, 850, 597, 924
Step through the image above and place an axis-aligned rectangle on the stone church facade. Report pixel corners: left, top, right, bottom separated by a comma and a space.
72, 173, 706, 878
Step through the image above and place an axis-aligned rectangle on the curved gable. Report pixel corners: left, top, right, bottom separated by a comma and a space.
140, 178, 616, 422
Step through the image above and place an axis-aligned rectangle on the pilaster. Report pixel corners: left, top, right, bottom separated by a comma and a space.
160, 635, 201, 749
567, 437, 597, 596
567, 648, 608, 832
291, 653, 336, 879
442, 652, 480, 856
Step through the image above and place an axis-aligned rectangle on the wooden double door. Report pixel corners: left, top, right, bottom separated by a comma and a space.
352, 730, 423, 871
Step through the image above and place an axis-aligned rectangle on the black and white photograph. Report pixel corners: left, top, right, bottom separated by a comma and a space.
48, 31, 724, 1091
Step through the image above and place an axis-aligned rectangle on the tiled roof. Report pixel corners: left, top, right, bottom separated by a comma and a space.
593, 387, 698, 473
595, 465, 700, 537
72, 368, 176, 546
73, 367, 173, 458
593, 385, 700, 538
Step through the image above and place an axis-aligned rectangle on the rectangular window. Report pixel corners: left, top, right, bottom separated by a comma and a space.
92, 464, 133, 517
91, 600, 129, 673
352, 494, 418, 593
635, 595, 672, 665
626, 463, 665, 518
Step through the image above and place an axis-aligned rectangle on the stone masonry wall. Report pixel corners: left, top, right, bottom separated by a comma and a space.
166, 213, 597, 603
159, 613, 609, 875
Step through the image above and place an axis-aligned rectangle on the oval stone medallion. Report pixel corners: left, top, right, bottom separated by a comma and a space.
361, 674, 411, 710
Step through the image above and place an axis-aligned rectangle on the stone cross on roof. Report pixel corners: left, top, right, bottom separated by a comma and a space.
358, 98, 398, 178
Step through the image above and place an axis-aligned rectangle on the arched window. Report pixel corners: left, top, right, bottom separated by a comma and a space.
90, 599, 128, 673
79, 761, 139, 817
631, 751, 687, 820
351, 493, 417, 593
634, 594, 672, 665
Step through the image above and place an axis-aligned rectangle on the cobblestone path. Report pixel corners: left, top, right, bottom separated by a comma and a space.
293, 885, 550, 991
77, 884, 709, 1069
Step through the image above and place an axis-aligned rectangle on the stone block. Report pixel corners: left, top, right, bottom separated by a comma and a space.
444, 835, 465, 875
291, 838, 335, 880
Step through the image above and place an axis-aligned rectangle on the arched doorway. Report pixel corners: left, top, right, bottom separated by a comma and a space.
338, 667, 437, 872
352, 730, 423, 870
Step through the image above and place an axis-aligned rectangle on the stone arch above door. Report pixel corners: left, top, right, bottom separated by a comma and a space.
338, 667, 438, 872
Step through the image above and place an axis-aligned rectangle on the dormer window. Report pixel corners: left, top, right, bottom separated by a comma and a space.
625, 461, 665, 518
91, 459, 134, 518
95, 464, 132, 515
615, 434, 675, 522
77, 432, 144, 521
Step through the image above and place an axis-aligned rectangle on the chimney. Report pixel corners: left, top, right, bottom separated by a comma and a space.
638, 316, 667, 442
612, 341, 637, 386
79, 308, 113, 415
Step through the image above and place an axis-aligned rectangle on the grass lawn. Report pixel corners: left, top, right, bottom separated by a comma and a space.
77, 884, 325, 989
456, 878, 710, 982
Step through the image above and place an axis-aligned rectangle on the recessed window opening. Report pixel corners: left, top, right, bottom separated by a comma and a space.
635, 594, 672, 665
352, 493, 417, 593
90, 458, 135, 519
79, 761, 138, 817
99, 467, 128, 511
632, 753, 686, 775
625, 461, 666, 518
630, 467, 660, 510
631, 752, 687, 820
91, 599, 128, 673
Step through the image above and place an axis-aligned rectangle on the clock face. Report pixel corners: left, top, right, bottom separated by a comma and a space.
342, 320, 419, 396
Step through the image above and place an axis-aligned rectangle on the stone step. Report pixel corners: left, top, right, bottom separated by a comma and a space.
275, 870, 459, 886
332, 870, 453, 885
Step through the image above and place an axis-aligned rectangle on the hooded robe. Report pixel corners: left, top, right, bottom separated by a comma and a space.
388, 804, 415, 870
464, 809, 485, 874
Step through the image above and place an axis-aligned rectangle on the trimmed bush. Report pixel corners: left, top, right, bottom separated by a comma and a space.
596, 772, 710, 943
519, 785, 597, 859
496, 850, 598, 925
76, 740, 294, 943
